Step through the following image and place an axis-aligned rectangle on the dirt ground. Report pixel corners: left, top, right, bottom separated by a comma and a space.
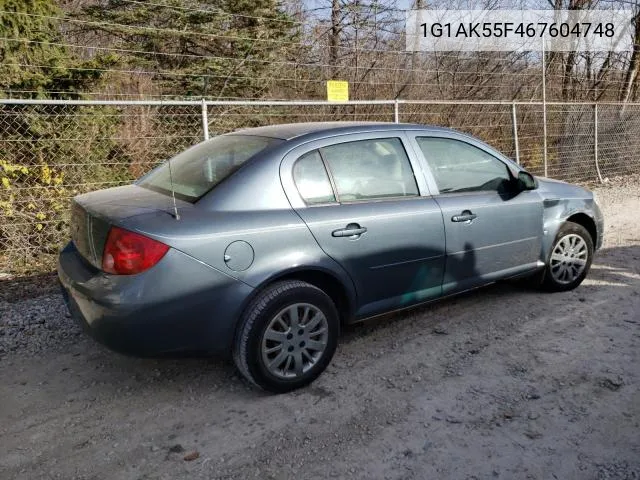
1, 178, 639, 480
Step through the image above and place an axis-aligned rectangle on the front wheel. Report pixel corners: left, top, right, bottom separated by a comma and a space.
233, 280, 339, 393
542, 221, 594, 292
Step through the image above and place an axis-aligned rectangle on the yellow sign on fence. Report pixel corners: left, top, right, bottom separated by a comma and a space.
326, 80, 349, 102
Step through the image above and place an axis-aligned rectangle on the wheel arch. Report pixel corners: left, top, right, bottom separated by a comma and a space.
541, 207, 599, 265
240, 266, 356, 327
566, 212, 598, 247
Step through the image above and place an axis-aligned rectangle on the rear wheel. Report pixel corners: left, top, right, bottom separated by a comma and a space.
542, 222, 594, 292
233, 280, 339, 393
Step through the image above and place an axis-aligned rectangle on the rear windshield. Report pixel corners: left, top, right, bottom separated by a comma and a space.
138, 134, 282, 202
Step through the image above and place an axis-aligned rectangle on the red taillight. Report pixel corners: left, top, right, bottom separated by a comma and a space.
102, 226, 169, 275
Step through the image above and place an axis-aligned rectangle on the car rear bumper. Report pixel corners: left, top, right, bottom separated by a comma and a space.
57, 241, 253, 357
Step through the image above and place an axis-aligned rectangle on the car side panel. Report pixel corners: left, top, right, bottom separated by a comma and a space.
433, 191, 544, 293
120, 208, 358, 317
277, 132, 446, 318
405, 131, 544, 293
291, 198, 446, 318
540, 199, 603, 260
58, 241, 253, 357
532, 177, 603, 260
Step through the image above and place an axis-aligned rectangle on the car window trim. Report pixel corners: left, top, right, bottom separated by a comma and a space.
319, 136, 420, 205
292, 150, 339, 206
292, 137, 424, 207
280, 131, 433, 210
338, 195, 424, 205
429, 189, 507, 200
317, 148, 342, 203
412, 135, 516, 196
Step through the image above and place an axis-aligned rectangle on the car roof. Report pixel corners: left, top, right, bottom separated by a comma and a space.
229, 122, 457, 141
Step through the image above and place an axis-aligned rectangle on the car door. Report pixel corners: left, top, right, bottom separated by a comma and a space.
407, 133, 544, 295
280, 132, 446, 318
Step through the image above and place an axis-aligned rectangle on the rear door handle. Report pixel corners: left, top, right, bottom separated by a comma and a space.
332, 223, 367, 238
451, 210, 477, 223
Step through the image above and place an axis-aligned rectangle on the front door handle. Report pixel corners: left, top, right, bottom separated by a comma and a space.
332, 223, 367, 238
451, 210, 477, 223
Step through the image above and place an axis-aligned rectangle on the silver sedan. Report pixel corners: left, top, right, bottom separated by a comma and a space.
58, 122, 604, 392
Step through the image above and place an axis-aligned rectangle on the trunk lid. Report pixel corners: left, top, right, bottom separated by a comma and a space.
70, 184, 191, 267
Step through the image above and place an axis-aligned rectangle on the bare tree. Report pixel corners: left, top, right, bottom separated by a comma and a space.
620, 7, 640, 102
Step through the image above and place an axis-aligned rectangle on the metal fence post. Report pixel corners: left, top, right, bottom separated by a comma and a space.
511, 102, 520, 165
201, 99, 209, 141
542, 38, 548, 177
394, 99, 399, 123
594, 103, 604, 183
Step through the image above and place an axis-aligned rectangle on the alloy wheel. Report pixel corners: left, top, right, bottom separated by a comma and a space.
550, 233, 588, 284
261, 303, 329, 379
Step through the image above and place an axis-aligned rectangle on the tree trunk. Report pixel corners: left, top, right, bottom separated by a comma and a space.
329, 0, 340, 78
619, 11, 640, 103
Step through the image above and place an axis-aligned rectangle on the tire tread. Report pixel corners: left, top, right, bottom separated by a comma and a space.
542, 221, 594, 292
232, 280, 328, 391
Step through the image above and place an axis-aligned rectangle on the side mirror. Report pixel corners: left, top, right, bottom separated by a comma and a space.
517, 171, 537, 191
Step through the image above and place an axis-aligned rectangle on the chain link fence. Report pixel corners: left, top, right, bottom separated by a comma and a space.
1, 99, 639, 275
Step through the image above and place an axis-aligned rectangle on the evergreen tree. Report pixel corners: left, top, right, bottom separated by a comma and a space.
78, 0, 298, 98
0, 0, 115, 98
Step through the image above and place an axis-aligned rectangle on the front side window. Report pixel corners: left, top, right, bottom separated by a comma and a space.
416, 137, 512, 194
319, 138, 418, 201
293, 151, 336, 205
139, 134, 282, 202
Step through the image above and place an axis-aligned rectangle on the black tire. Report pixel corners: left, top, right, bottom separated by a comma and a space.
542, 221, 594, 292
232, 280, 339, 393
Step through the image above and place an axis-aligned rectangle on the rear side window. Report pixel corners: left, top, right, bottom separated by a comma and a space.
416, 137, 512, 194
319, 138, 418, 201
293, 151, 336, 205
139, 134, 282, 202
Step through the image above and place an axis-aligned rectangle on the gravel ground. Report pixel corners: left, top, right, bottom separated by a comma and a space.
1, 177, 639, 480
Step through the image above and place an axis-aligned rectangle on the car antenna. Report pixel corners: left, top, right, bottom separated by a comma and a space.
167, 157, 180, 220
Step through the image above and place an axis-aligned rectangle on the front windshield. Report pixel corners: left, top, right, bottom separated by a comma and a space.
138, 134, 282, 202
